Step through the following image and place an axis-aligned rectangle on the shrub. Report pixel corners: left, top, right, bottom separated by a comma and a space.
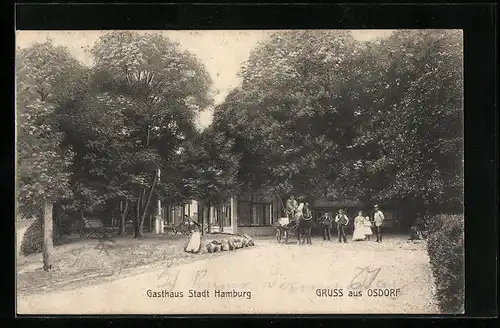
426, 214, 464, 313
20, 217, 60, 256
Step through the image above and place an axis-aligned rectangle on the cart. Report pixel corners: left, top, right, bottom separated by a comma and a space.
275, 217, 298, 243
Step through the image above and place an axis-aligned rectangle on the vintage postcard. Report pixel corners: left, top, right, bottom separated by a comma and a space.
15, 29, 464, 315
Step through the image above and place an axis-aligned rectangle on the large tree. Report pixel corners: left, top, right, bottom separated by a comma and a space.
59, 31, 213, 238
212, 31, 366, 199
194, 124, 241, 205
213, 30, 463, 215
16, 40, 85, 270
341, 30, 464, 214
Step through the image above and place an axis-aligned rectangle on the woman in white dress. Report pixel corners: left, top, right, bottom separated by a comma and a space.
184, 225, 202, 254
352, 211, 367, 241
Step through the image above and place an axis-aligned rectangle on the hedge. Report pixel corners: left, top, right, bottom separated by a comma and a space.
20, 217, 61, 256
426, 214, 464, 313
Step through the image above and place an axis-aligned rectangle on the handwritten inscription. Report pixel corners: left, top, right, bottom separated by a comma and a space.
349, 267, 381, 290
152, 264, 402, 300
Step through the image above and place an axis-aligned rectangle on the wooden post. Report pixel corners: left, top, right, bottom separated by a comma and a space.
43, 202, 54, 272
157, 168, 162, 234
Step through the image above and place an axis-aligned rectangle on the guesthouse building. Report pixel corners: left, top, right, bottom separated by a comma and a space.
161, 189, 402, 237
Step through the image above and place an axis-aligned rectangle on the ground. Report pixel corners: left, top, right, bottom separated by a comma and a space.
17, 230, 247, 295
17, 231, 439, 314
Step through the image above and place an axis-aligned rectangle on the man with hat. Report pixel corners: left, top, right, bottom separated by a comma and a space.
334, 209, 349, 243
320, 211, 333, 241
373, 204, 385, 242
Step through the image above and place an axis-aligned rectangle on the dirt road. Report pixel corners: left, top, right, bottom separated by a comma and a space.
17, 236, 439, 314
17, 227, 28, 257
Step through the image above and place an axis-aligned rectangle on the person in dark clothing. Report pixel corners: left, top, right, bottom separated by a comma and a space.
335, 209, 349, 243
320, 211, 332, 241
373, 205, 385, 242
285, 195, 299, 223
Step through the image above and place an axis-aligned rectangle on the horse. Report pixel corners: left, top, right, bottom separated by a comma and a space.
295, 203, 315, 245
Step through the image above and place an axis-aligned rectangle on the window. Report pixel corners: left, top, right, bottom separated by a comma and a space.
172, 206, 184, 224
251, 204, 262, 225
238, 194, 273, 227
212, 206, 219, 225
216, 206, 221, 225
211, 204, 232, 227
223, 201, 231, 226
238, 201, 251, 226
264, 203, 272, 225
162, 206, 169, 224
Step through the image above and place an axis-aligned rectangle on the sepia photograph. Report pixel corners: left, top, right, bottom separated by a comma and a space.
15, 29, 464, 315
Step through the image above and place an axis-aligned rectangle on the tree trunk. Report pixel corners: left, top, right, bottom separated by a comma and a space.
138, 172, 158, 236
119, 199, 128, 236
141, 188, 147, 212
149, 212, 153, 233
207, 201, 211, 234
134, 172, 159, 239
134, 190, 142, 238
52, 202, 60, 241
43, 202, 54, 272
199, 203, 204, 236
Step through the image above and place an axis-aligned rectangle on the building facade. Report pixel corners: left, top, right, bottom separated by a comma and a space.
193, 192, 401, 237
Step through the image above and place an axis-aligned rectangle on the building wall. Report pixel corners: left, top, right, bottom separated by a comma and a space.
238, 226, 276, 237
198, 194, 400, 236
162, 200, 200, 227
202, 197, 237, 234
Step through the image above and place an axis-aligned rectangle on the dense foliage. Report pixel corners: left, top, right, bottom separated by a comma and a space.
17, 30, 464, 245
17, 32, 214, 241
343, 30, 464, 210
16, 41, 83, 219
426, 214, 464, 313
212, 30, 463, 211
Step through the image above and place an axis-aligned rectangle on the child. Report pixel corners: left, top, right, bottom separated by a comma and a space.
363, 215, 373, 241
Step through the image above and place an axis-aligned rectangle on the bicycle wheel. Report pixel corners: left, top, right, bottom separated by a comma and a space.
276, 228, 282, 242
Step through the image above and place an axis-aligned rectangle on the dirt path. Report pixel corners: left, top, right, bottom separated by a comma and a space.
17, 236, 439, 314
17, 227, 28, 257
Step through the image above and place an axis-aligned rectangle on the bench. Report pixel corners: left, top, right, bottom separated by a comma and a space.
79, 218, 115, 240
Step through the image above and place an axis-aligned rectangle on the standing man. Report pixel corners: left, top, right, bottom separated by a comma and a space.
320, 211, 332, 241
335, 209, 349, 243
373, 204, 385, 242
286, 194, 299, 223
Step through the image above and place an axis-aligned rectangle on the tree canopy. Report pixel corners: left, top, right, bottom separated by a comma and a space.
211, 30, 463, 210
16, 41, 85, 219
17, 30, 464, 232
17, 32, 215, 237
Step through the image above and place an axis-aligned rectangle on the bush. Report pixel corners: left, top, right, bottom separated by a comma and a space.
426, 214, 464, 313
20, 217, 60, 256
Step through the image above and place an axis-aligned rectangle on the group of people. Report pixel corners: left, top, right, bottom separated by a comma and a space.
319, 205, 385, 243
285, 195, 385, 243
